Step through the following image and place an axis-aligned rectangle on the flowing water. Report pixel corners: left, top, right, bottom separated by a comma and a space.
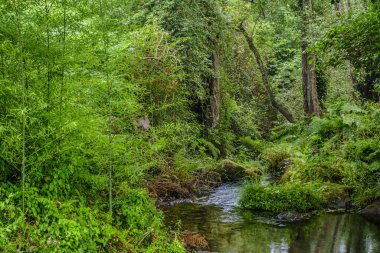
161, 183, 380, 253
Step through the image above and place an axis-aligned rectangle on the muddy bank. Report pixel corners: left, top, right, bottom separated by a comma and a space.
147, 159, 259, 203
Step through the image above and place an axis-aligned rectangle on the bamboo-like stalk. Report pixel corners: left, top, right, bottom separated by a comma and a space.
0, 54, 4, 79
99, 0, 113, 216
60, 0, 67, 134
15, 0, 26, 213
45, 0, 51, 114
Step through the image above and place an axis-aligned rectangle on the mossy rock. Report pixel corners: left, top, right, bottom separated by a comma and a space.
180, 231, 209, 251
270, 158, 293, 181
360, 201, 380, 214
360, 201, 380, 225
216, 160, 247, 182
277, 211, 311, 222
244, 165, 262, 179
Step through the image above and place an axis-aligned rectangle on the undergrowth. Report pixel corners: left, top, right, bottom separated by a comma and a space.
240, 101, 380, 213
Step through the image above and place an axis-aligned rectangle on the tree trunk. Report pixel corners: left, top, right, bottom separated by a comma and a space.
301, 0, 321, 116
238, 23, 295, 123
346, 0, 351, 9
210, 52, 221, 129
334, 1, 343, 12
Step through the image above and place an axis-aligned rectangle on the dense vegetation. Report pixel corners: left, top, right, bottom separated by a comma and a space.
0, 0, 379, 252
240, 102, 380, 212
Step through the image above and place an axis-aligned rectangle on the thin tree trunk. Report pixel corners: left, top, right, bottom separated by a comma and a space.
238, 23, 295, 123
99, 0, 113, 216
334, 1, 342, 12
15, 0, 26, 213
0, 54, 4, 79
210, 52, 221, 128
301, 0, 321, 116
347, 0, 351, 9
45, 0, 51, 113
60, 0, 67, 133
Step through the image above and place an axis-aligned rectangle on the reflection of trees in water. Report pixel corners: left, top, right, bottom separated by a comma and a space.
163, 204, 293, 252
163, 204, 380, 253
289, 214, 380, 253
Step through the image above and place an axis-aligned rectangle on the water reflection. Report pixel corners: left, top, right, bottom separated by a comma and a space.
161, 184, 380, 253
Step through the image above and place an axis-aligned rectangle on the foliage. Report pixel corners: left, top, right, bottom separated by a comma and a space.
0, 185, 183, 252
322, 3, 380, 100
240, 182, 325, 213
246, 101, 380, 210
239, 136, 264, 157
0, 0, 379, 250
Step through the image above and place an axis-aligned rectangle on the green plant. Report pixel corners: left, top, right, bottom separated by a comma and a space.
239, 182, 325, 213
240, 136, 264, 156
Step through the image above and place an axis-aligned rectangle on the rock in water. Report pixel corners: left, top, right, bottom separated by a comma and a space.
359, 201, 380, 225
181, 231, 209, 251
277, 211, 310, 222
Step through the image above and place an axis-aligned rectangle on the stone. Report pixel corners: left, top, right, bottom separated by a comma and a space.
136, 115, 150, 131
277, 211, 310, 222
181, 231, 209, 251
216, 159, 247, 182
359, 201, 380, 225
329, 198, 352, 211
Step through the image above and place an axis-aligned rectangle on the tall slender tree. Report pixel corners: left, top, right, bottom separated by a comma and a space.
59, 0, 67, 134
13, 0, 27, 213
45, 0, 52, 115
99, 0, 113, 215
301, 0, 321, 116
210, 52, 221, 129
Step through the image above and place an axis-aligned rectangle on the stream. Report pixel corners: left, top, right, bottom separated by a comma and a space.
161, 183, 380, 253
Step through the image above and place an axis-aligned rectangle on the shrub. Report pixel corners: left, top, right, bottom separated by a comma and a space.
345, 139, 380, 163
309, 117, 345, 140
0, 186, 184, 252
263, 144, 292, 170
239, 182, 325, 213
262, 143, 297, 180
239, 136, 264, 157
304, 156, 344, 183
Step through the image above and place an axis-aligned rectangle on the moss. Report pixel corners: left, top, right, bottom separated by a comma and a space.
216, 159, 247, 182
244, 165, 263, 179
239, 182, 325, 213
239, 136, 264, 156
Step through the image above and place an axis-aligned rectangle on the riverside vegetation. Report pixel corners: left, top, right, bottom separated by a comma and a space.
0, 0, 379, 252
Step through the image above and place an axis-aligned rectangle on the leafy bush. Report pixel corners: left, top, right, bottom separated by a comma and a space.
322, 3, 380, 101
304, 156, 344, 183
239, 182, 325, 213
345, 139, 380, 163
308, 117, 345, 140
0, 186, 184, 252
261, 101, 380, 208
239, 136, 264, 157
262, 143, 294, 174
